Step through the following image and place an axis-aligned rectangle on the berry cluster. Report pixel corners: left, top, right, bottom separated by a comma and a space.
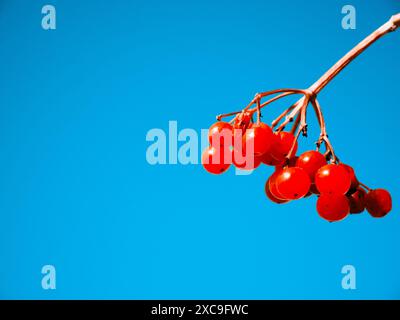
202, 117, 392, 222
201, 14, 399, 222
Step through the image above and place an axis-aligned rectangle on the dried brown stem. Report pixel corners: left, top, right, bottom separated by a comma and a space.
259, 91, 300, 110
256, 99, 261, 124
273, 14, 400, 133
286, 97, 309, 159
309, 13, 400, 94
216, 110, 242, 121
271, 103, 297, 129
290, 113, 301, 134
359, 182, 371, 191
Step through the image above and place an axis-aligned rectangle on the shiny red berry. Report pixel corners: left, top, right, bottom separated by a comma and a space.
201, 146, 230, 174
232, 149, 261, 170
243, 123, 274, 156
270, 131, 298, 161
268, 170, 288, 200
296, 151, 326, 182
339, 163, 359, 193
316, 193, 350, 222
348, 187, 366, 214
233, 111, 252, 131
258, 150, 285, 166
208, 121, 233, 147
265, 178, 290, 204
315, 164, 351, 194
365, 189, 392, 218
275, 167, 311, 200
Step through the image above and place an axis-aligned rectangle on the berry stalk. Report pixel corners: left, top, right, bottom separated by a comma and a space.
278, 13, 400, 131
309, 13, 400, 95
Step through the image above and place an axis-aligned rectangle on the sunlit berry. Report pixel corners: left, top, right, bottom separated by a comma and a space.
316, 193, 350, 222
365, 189, 392, 218
348, 187, 366, 214
208, 121, 233, 147
315, 164, 351, 195
339, 163, 359, 193
270, 131, 298, 162
296, 151, 326, 182
201, 146, 231, 174
233, 111, 252, 132
232, 149, 261, 170
275, 167, 311, 200
265, 178, 290, 204
258, 150, 285, 166
243, 123, 274, 156
268, 170, 288, 201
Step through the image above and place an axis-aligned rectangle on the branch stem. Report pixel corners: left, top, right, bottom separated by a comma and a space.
309, 14, 400, 95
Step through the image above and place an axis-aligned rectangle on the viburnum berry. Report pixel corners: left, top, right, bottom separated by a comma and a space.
365, 189, 392, 218
258, 150, 285, 166
315, 164, 351, 194
208, 121, 233, 147
243, 122, 274, 156
275, 167, 311, 200
201, 146, 231, 174
348, 187, 366, 214
317, 193, 350, 222
339, 163, 359, 193
268, 170, 288, 201
232, 149, 261, 170
265, 178, 290, 204
269, 131, 298, 162
296, 151, 326, 182
233, 111, 252, 132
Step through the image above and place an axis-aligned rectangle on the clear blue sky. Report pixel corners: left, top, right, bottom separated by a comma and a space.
0, 0, 399, 299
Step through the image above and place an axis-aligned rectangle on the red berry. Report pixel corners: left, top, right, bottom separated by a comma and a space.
233, 111, 252, 132
316, 193, 350, 222
315, 164, 351, 194
259, 150, 285, 166
339, 163, 359, 193
208, 121, 233, 147
348, 187, 366, 214
265, 178, 290, 204
275, 167, 311, 200
287, 156, 299, 167
270, 131, 298, 161
268, 170, 288, 200
296, 151, 326, 182
243, 123, 274, 156
201, 146, 230, 174
365, 189, 392, 218
232, 149, 261, 170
